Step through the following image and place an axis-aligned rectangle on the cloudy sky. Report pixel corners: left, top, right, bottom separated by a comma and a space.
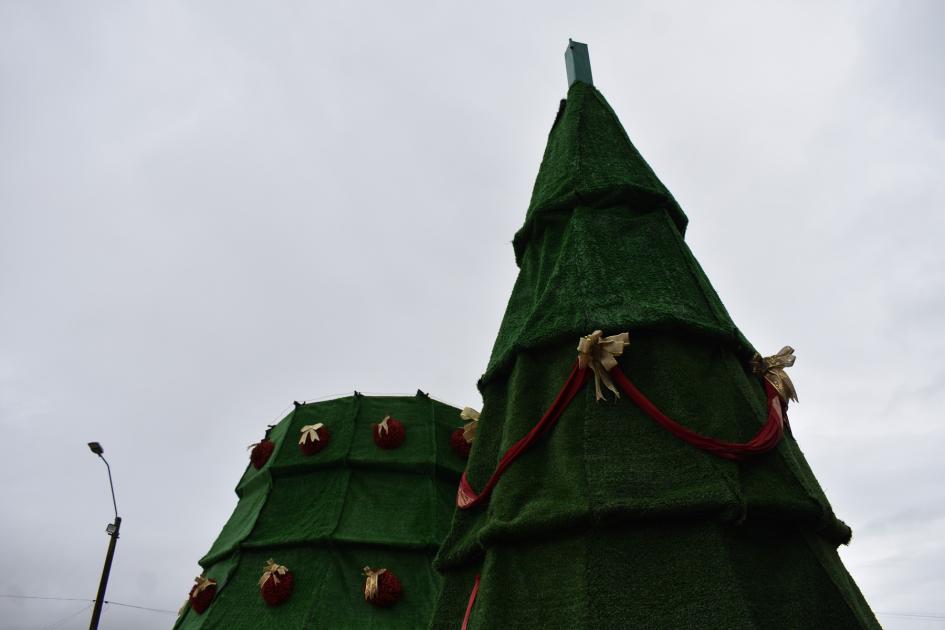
1, 1, 943, 628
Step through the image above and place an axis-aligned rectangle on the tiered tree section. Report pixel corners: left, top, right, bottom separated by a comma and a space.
175, 391, 467, 629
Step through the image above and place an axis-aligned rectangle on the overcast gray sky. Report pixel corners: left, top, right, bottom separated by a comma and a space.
1, 1, 943, 628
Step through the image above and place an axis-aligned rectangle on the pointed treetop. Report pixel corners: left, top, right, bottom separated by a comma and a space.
565, 39, 593, 86
512, 80, 688, 263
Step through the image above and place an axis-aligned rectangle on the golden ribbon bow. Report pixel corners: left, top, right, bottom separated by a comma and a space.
192, 574, 216, 594
258, 559, 288, 588
377, 415, 392, 435
363, 566, 387, 601
751, 346, 799, 404
460, 407, 480, 444
577, 330, 630, 401
298, 423, 325, 445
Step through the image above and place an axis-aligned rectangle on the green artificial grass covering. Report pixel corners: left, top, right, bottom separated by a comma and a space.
430, 83, 879, 628
176, 392, 467, 629
178, 546, 443, 630
431, 521, 879, 630
484, 207, 755, 385
514, 81, 687, 264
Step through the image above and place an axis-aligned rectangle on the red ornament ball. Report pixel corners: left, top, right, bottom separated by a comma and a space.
373, 418, 405, 449
260, 570, 294, 607
188, 582, 216, 615
250, 439, 275, 469
300, 425, 331, 456
367, 570, 403, 608
450, 428, 471, 459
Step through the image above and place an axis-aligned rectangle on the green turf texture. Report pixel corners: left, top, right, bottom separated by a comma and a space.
429, 81, 880, 629
174, 392, 466, 629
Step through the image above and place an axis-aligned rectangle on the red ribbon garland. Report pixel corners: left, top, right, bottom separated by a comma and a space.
456, 360, 786, 509
461, 574, 481, 630
609, 366, 785, 460
457, 364, 588, 508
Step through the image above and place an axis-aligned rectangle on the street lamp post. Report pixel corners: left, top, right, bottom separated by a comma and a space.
87, 442, 121, 630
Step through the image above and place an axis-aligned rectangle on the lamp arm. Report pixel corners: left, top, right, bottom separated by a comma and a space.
99, 455, 119, 521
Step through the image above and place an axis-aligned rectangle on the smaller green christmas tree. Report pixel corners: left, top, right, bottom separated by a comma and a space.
174, 390, 468, 629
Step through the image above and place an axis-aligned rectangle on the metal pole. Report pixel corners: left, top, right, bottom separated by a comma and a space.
89, 516, 120, 630
89, 451, 120, 630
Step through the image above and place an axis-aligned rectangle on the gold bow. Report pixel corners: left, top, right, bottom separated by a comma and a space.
298, 423, 324, 445
363, 566, 387, 601
258, 559, 288, 588
377, 415, 392, 435
460, 407, 480, 444
192, 575, 216, 594
577, 330, 630, 401
751, 346, 798, 404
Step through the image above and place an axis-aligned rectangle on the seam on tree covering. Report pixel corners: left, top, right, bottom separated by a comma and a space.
718, 528, 765, 630
427, 398, 446, 549
327, 396, 361, 540
427, 395, 436, 535
580, 533, 591, 629
300, 548, 326, 630
662, 211, 738, 332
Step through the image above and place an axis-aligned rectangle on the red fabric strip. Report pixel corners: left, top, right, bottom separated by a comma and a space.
461, 574, 481, 630
609, 366, 785, 460
457, 363, 588, 508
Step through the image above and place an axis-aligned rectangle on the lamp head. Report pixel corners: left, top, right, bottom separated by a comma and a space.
88, 442, 104, 456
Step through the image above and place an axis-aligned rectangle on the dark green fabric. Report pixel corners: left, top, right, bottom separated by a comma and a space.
177, 393, 465, 629
179, 546, 442, 630
430, 83, 879, 628
432, 522, 877, 630
515, 81, 688, 264
485, 207, 754, 384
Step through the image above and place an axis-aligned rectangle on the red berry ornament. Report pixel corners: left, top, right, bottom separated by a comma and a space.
450, 428, 471, 459
259, 560, 294, 607
188, 576, 217, 615
299, 423, 331, 456
363, 567, 403, 608
373, 415, 405, 449
250, 439, 275, 469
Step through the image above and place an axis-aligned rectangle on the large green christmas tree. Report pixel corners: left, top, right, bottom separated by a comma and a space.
174, 391, 468, 629
428, 44, 880, 629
